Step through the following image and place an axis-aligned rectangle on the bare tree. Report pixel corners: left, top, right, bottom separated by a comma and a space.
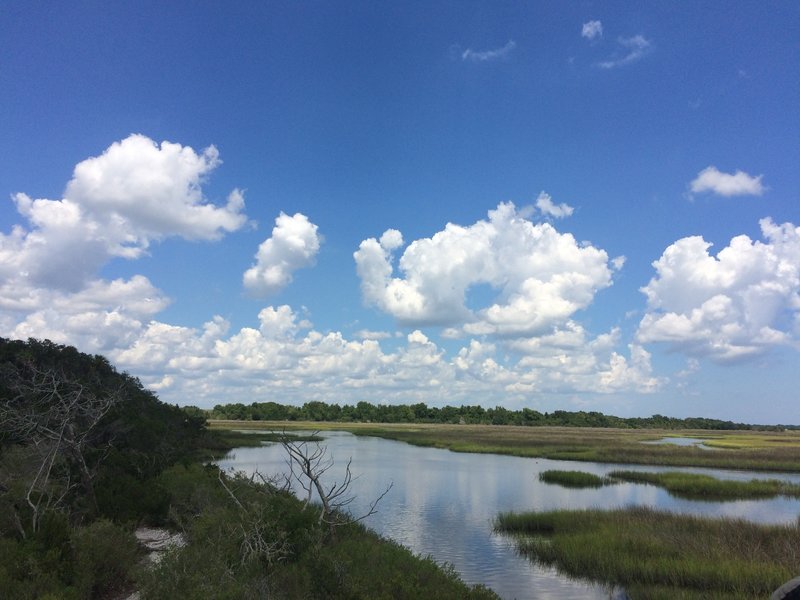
0, 364, 121, 536
280, 432, 392, 536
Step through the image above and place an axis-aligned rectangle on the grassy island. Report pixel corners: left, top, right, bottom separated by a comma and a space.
495, 506, 800, 600
537, 468, 800, 501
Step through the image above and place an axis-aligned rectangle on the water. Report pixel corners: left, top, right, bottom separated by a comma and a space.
216, 431, 800, 600
642, 436, 717, 449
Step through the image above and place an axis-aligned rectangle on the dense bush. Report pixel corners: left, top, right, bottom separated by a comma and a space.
0, 516, 137, 600
71, 519, 139, 598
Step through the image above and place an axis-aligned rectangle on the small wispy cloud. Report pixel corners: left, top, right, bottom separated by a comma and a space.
536, 191, 574, 219
462, 40, 516, 62
581, 20, 603, 41
689, 166, 765, 197
598, 35, 651, 69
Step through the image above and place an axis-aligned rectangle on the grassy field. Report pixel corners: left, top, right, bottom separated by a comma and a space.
495, 506, 800, 599
209, 420, 800, 472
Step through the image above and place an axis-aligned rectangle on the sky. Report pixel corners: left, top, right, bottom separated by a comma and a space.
1, 2, 798, 423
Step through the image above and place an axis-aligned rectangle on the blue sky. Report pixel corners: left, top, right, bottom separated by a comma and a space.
1, 2, 798, 423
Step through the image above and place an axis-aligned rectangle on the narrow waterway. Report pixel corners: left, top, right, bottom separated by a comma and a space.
217, 431, 800, 600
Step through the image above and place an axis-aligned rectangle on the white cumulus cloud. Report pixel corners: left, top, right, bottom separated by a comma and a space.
511, 323, 663, 393
0, 134, 250, 355
354, 202, 614, 336
4, 134, 248, 292
637, 218, 800, 362
243, 212, 321, 297
102, 304, 658, 408
689, 166, 765, 197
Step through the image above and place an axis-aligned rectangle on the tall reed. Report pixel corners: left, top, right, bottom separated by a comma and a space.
495, 506, 799, 599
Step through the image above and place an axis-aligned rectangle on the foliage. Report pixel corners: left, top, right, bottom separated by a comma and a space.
71, 519, 139, 598
495, 506, 800, 599
0, 515, 137, 600
0, 337, 215, 532
208, 399, 798, 430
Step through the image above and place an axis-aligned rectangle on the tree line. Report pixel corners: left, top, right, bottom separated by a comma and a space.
204, 400, 797, 431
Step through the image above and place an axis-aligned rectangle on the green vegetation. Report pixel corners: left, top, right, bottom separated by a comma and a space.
0, 338, 497, 599
536, 467, 800, 501
608, 470, 800, 501
538, 470, 609, 488
207, 399, 798, 430
495, 506, 800, 599
138, 463, 495, 599
217, 420, 800, 472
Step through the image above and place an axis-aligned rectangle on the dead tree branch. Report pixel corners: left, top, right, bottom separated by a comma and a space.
279, 431, 393, 535
0, 364, 121, 534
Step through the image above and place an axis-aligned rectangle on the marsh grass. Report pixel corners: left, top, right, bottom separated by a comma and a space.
538, 470, 609, 488
211, 420, 800, 471
495, 506, 800, 599
608, 470, 800, 501
535, 468, 800, 501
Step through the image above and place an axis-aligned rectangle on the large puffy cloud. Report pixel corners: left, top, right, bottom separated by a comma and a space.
637, 218, 800, 362
354, 202, 614, 336
511, 323, 662, 393
3, 134, 247, 292
0, 134, 248, 353
689, 166, 765, 197
64, 134, 247, 241
243, 212, 321, 297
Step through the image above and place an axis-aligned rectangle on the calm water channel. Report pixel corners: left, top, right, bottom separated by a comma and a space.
217, 431, 800, 600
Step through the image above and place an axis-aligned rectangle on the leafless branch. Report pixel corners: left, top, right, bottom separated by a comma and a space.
279, 431, 392, 536
0, 363, 122, 534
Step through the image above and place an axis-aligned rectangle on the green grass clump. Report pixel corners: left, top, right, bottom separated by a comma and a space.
609, 470, 800, 501
538, 470, 609, 488
495, 506, 800, 599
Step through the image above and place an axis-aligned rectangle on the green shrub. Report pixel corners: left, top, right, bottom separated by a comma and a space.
71, 519, 138, 598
